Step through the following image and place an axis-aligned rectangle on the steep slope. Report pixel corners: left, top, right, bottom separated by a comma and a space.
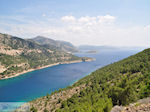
0, 33, 90, 79
28, 48, 150, 112
111, 97, 150, 112
30, 36, 78, 53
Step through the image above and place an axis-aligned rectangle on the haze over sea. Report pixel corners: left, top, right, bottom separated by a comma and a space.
0, 49, 142, 102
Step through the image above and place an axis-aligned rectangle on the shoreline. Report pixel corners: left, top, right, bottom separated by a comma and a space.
1, 59, 94, 80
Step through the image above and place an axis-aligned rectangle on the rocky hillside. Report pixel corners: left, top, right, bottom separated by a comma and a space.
0, 33, 90, 79
111, 97, 150, 112
25, 48, 150, 112
30, 36, 78, 53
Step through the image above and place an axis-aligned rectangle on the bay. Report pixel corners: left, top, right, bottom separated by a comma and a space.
0, 50, 140, 102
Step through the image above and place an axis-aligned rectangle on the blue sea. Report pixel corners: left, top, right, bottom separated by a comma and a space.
0, 49, 142, 111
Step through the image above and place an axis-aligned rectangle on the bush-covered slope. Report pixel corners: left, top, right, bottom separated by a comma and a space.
0, 33, 88, 79
55, 48, 150, 112
28, 48, 150, 112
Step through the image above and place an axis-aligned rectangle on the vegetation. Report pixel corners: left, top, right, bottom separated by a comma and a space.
30, 106, 37, 112
30, 36, 78, 53
55, 48, 150, 112
0, 33, 89, 79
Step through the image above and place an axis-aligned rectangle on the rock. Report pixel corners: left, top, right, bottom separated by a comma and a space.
111, 105, 124, 112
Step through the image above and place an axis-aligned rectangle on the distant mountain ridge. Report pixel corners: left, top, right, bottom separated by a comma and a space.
78, 45, 145, 52
30, 36, 78, 53
0, 33, 91, 79
78, 45, 117, 50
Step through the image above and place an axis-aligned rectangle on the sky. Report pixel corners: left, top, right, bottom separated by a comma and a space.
0, 0, 150, 47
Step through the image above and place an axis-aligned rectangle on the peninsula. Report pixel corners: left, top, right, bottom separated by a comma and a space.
0, 33, 93, 80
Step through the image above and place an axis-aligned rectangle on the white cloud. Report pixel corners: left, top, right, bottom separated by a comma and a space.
98, 15, 116, 23
78, 16, 96, 23
61, 15, 116, 25
42, 14, 46, 17
77, 15, 116, 25
61, 16, 76, 22
0, 15, 150, 47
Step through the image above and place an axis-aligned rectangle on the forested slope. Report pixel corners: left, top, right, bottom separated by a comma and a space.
0, 33, 89, 79
56, 48, 150, 112
28, 48, 150, 112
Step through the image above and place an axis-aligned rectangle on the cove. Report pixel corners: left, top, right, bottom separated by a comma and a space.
0, 50, 139, 102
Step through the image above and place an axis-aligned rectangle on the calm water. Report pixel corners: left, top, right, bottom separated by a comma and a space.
0, 50, 140, 102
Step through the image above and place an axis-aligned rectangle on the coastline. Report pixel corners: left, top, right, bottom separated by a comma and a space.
1, 59, 94, 80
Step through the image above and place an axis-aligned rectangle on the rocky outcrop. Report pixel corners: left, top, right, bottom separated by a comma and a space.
111, 97, 150, 112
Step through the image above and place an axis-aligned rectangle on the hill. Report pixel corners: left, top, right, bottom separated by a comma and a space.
78, 45, 145, 52
27, 48, 150, 112
30, 36, 78, 53
0, 33, 91, 79
78, 45, 119, 52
